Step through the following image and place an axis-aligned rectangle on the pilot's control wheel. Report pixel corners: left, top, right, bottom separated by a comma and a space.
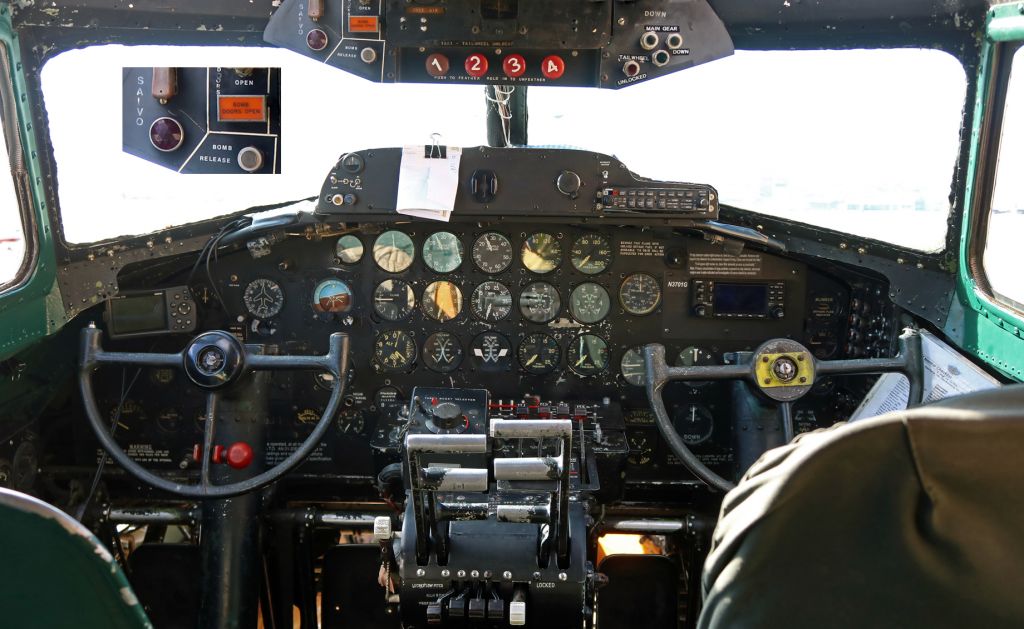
78, 325, 350, 498
643, 328, 924, 492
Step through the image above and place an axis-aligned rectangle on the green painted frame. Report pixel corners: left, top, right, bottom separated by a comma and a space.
944, 3, 1024, 381
0, 5, 62, 363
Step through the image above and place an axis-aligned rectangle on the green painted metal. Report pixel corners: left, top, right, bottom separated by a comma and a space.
943, 5, 1024, 382
0, 5, 65, 363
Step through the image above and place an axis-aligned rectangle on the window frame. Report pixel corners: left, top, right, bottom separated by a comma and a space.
0, 37, 33, 295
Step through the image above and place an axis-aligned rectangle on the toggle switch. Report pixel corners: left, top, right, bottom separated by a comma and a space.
151, 68, 177, 103
468, 598, 486, 619
307, 0, 324, 20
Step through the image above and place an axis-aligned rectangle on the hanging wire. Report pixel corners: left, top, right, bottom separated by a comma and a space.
485, 85, 517, 147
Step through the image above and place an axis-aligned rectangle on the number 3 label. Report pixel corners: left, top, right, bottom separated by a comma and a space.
502, 54, 527, 78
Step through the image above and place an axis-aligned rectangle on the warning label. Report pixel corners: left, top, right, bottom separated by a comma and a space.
126, 443, 172, 464
687, 253, 762, 277
266, 441, 331, 465
618, 240, 665, 258
217, 95, 266, 122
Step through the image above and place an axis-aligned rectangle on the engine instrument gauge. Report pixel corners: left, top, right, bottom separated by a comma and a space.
568, 283, 611, 324
336, 234, 364, 264
243, 278, 284, 319
673, 404, 715, 445
337, 409, 366, 434
620, 347, 647, 386
470, 332, 512, 372
109, 399, 145, 435
421, 281, 463, 322
156, 408, 182, 433
676, 346, 715, 368
471, 281, 513, 321
521, 232, 562, 274
568, 334, 609, 375
312, 279, 353, 313
373, 230, 415, 273
570, 234, 612, 274
374, 330, 417, 372
472, 232, 514, 274
519, 281, 561, 323
619, 273, 662, 315
518, 333, 561, 375
373, 280, 416, 321
423, 231, 465, 273
627, 430, 654, 466
423, 331, 464, 373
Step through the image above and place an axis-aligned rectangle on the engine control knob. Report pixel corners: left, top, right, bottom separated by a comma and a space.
237, 146, 264, 173
556, 170, 582, 198
373, 516, 393, 542
509, 601, 526, 626
225, 442, 254, 469
430, 401, 463, 430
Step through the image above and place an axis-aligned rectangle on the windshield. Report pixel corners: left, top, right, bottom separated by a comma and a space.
531, 49, 968, 252
42, 46, 487, 244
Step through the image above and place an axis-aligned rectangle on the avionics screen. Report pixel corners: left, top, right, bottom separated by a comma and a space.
713, 284, 769, 316
109, 293, 167, 335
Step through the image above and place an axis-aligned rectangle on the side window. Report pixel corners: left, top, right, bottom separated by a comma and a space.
984, 46, 1024, 309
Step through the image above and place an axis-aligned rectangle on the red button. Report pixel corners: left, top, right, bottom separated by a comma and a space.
465, 53, 489, 77
502, 54, 527, 78
541, 55, 566, 79
425, 53, 450, 77
226, 442, 254, 470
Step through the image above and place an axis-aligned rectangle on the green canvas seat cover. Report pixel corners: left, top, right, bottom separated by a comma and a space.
700, 384, 1024, 629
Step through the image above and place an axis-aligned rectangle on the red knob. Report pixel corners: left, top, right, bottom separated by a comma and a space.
225, 442, 254, 469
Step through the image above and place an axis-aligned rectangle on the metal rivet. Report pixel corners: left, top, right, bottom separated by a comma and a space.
532, 571, 542, 579
470, 570, 480, 578
416, 568, 426, 577
503, 571, 513, 580
558, 572, 568, 581
441, 569, 450, 578
457, 570, 466, 578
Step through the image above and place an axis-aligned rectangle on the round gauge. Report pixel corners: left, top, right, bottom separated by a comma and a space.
521, 233, 562, 274
808, 329, 840, 359
374, 330, 417, 372
150, 369, 175, 385
570, 234, 612, 274
373, 230, 415, 273
243, 278, 284, 319
471, 281, 513, 321
472, 232, 514, 274
423, 331, 464, 373
673, 404, 715, 445
421, 281, 463, 322
627, 431, 654, 466
470, 332, 512, 372
423, 231, 465, 273
373, 280, 416, 321
620, 347, 647, 386
676, 346, 715, 368
518, 333, 561, 375
568, 283, 611, 324
619, 273, 662, 315
109, 399, 145, 435
156, 408, 182, 433
568, 334, 609, 376
337, 409, 366, 435
519, 282, 561, 323
313, 279, 354, 313
336, 234, 364, 264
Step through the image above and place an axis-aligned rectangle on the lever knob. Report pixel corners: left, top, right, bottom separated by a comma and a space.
373, 516, 393, 542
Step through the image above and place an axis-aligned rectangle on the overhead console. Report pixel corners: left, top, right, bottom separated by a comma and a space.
264, 0, 734, 88
316, 146, 719, 222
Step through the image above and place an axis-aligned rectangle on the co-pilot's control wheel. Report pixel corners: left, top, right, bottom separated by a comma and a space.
643, 328, 924, 492
78, 325, 350, 498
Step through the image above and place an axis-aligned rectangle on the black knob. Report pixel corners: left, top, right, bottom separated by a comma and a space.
693, 304, 708, 317
556, 170, 582, 198
770, 306, 785, 319
430, 401, 463, 429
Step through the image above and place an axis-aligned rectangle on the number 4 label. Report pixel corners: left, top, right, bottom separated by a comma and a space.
542, 55, 566, 79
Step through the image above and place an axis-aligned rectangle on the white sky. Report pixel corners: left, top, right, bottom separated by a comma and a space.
35, 45, 967, 252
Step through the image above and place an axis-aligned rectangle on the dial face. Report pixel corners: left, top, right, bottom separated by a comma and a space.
313, 279, 353, 313
518, 333, 561, 375
374, 330, 417, 372
521, 233, 562, 274
570, 234, 613, 274
423, 331, 464, 373
568, 334, 609, 376
568, 283, 611, 324
243, 278, 284, 319
676, 346, 715, 368
156, 408, 182, 433
109, 398, 145, 435
470, 332, 512, 372
373, 280, 416, 321
619, 273, 662, 315
519, 281, 561, 323
673, 404, 715, 445
471, 281, 513, 321
472, 232, 514, 274
421, 281, 463, 322
627, 430, 654, 466
422, 231, 465, 273
336, 235, 364, 264
337, 409, 366, 435
620, 347, 647, 386
373, 230, 415, 273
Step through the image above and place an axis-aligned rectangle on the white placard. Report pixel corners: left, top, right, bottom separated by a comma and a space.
395, 145, 462, 222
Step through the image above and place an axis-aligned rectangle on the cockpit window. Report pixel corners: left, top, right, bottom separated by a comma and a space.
0, 87, 24, 287
984, 45, 1024, 310
530, 49, 968, 252
41, 45, 488, 244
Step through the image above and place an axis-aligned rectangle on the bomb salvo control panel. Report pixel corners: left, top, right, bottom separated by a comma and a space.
264, 0, 733, 89
122, 67, 282, 174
